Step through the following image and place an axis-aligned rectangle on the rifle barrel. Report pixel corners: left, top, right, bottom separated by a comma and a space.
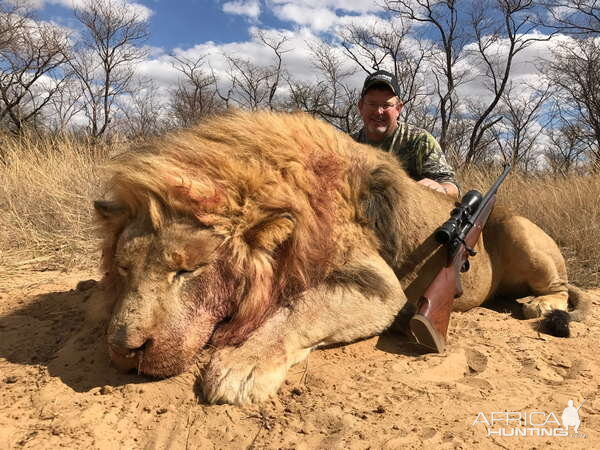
471, 164, 512, 221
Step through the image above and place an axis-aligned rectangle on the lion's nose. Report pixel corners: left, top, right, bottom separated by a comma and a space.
108, 326, 151, 357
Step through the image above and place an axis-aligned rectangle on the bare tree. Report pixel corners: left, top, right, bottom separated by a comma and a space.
169, 54, 222, 127
44, 76, 85, 134
286, 78, 329, 114
286, 41, 360, 133
339, 18, 432, 126
384, 0, 472, 152
257, 31, 289, 111
541, 0, 600, 35
0, 1, 29, 53
545, 121, 590, 174
219, 31, 289, 111
545, 37, 600, 170
489, 82, 553, 171
120, 79, 165, 138
0, 1, 71, 133
443, 116, 473, 167
465, 0, 556, 164
69, 0, 149, 138
223, 57, 270, 110
382, 1, 558, 166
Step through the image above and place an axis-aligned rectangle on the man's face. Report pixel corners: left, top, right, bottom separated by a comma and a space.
358, 87, 402, 143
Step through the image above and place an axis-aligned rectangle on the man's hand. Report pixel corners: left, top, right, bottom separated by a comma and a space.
418, 178, 459, 198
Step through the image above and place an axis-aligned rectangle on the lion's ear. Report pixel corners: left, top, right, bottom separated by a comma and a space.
244, 212, 295, 252
94, 200, 127, 224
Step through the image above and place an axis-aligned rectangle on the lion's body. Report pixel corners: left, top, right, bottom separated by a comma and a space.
95, 110, 591, 405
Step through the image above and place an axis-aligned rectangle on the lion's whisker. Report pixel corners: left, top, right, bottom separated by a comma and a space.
137, 349, 144, 376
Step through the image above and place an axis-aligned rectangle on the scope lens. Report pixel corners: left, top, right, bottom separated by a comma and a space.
435, 219, 457, 244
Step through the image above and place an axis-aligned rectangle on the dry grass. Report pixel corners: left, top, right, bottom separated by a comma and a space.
0, 134, 122, 278
460, 168, 600, 288
0, 133, 598, 288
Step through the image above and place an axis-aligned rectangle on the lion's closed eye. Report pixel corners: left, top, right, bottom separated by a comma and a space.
172, 263, 208, 282
117, 265, 130, 277
175, 269, 191, 278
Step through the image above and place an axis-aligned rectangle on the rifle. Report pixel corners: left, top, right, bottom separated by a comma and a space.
409, 164, 512, 353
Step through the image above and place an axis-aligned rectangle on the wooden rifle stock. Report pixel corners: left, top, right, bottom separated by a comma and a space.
410, 193, 498, 353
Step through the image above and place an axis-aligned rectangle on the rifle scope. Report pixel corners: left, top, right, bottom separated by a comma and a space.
435, 190, 483, 245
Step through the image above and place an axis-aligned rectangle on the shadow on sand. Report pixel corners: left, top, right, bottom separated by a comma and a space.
0, 281, 149, 392
0, 274, 545, 397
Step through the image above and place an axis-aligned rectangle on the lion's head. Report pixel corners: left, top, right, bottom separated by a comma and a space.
95, 110, 353, 377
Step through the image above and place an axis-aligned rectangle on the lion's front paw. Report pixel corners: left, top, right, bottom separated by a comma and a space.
202, 346, 289, 405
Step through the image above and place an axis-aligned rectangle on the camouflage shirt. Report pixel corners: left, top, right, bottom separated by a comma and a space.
353, 123, 460, 192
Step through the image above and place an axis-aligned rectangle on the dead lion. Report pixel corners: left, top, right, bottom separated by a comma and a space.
94, 110, 592, 405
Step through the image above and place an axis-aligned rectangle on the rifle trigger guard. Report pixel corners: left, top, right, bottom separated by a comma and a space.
457, 237, 477, 257
461, 259, 470, 273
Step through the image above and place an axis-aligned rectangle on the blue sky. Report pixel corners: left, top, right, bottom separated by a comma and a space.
149, 2, 256, 47
25, 0, 566, 122
38, 0, 263, 48
141, 1, 255, 48
136, 0, 291, 48
34, 0, 384, 50
27, 0, 392, 92
18, 0, 578, 159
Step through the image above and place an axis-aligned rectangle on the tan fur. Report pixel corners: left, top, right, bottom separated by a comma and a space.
95, 110, 593, 405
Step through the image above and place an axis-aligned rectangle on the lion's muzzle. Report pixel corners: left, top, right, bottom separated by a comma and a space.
106, 323, 150, 372
108, 342, 144, 372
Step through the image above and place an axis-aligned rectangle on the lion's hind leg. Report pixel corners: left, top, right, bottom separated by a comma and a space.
495, 216, 572, 336
512, 246, 571, 337
514, 257, 596, 337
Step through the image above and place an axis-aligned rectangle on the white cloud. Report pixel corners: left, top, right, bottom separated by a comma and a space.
222, 0, 261, 19
135, 55, 177, 86
268, 0, 379, 14
90, 6, 580, 122
448, 33, 571, 107
272, 3, 339, 31
46, 0, 154, 21
334, 13, 390, 30
268, 0, 387, 33
162, 27, 331, 90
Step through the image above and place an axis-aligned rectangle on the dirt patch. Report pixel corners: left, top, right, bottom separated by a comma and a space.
1, 271, 598, 449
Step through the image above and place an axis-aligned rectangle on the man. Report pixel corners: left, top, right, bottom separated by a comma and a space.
353, 70, 460, 198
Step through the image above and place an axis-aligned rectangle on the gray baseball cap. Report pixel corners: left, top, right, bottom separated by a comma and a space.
361, 70, 401, 98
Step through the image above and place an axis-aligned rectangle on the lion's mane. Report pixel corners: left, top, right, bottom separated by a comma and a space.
98, 110, 402, 345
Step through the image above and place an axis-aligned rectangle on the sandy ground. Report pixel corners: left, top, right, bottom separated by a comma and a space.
0, 269, 599, 450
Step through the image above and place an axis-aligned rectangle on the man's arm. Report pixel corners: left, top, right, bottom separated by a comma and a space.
417, 133, 460, 198
417, 178, 459, 198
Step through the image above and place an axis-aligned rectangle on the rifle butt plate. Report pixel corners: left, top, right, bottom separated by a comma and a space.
409, 313, 447, 353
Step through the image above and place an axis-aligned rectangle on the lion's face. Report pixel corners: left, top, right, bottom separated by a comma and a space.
104, 218, 232, 378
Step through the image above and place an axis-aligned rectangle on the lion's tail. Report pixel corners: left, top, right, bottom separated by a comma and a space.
540, 284, 594, 337
566, 284, 594, 322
